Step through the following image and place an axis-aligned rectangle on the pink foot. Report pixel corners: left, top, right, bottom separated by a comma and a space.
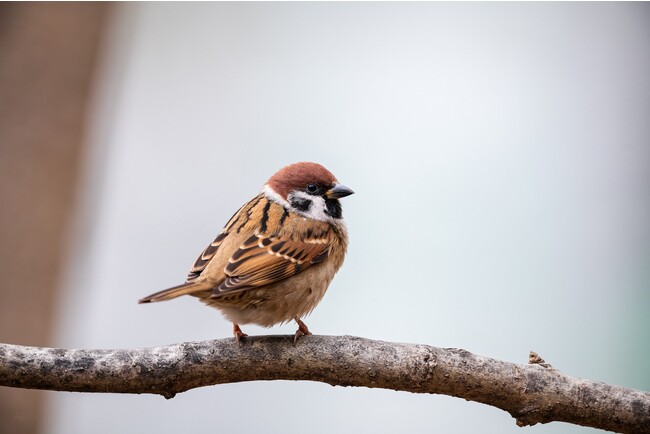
293, 317, 312, 344
233, 324, 248, 342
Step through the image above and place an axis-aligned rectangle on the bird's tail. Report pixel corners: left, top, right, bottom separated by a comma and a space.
138, 281, 211, 304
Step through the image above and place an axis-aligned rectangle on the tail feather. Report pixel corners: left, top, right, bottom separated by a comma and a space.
139, 281, 211, 304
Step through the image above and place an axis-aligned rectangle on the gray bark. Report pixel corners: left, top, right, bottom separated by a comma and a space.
1, 336, 648, 433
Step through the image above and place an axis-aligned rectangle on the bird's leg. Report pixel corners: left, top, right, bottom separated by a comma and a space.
293, 317, 312, 344
233, 323, 248, 342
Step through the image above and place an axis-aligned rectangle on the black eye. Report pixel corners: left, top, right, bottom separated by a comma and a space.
306, 183, 319, 194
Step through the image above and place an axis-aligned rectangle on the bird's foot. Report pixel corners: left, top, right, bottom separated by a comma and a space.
293, 317, 312, 344
233, 324, 248, 342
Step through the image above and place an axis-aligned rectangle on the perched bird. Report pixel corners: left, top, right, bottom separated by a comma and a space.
139, 162, 353, 342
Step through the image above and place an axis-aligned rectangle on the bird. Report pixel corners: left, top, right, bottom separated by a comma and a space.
139, 162, 354, 343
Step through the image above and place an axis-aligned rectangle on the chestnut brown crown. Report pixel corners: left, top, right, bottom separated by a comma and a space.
267, 162, 338, 200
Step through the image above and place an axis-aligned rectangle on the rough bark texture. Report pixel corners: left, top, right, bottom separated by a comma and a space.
1, 336, 648, 433
0, 3, 109, 434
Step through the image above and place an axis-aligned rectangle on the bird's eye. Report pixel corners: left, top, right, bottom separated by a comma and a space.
306, 183, 319, 194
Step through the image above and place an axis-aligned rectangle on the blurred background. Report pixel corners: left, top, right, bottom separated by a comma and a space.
0, 2, 648, 434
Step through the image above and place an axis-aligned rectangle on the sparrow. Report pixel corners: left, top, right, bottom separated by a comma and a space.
139, 162, 354, 342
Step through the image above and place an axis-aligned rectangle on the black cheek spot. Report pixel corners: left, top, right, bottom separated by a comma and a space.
291, 197, 312, 213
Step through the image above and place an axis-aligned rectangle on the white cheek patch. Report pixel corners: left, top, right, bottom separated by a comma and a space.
263, 184, 338, 223
288, 191, 333, 222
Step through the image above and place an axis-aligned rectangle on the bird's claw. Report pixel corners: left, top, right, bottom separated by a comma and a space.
233, 324, 248, 343
293, 318, 312, 344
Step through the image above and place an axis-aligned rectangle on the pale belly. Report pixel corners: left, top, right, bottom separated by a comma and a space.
200, 263, 335, 327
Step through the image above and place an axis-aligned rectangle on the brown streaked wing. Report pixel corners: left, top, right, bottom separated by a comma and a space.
211, 231, 331, 295
186, 231, 229, 281
186, 194, 266, 282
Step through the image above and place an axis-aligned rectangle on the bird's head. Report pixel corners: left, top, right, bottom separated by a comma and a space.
263, 162, 354, 222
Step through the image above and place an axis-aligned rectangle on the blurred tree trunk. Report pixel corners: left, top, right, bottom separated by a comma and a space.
0, 3, 109, 433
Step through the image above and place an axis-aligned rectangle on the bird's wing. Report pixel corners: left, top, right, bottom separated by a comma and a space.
185, 197, 259, 282
186, 231, 229, 282
211, 230, 331, 296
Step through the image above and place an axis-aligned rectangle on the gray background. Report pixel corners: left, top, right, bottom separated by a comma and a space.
47, 3, 649, 433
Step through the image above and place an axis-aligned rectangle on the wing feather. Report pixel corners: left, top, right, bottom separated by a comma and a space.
211, 230, 331, 296
186, 231, 228, 281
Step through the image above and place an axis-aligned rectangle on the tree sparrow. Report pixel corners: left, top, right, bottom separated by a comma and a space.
139, 162, 354, 342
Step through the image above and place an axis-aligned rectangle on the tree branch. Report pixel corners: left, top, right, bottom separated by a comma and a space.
1, 336, 648, 433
